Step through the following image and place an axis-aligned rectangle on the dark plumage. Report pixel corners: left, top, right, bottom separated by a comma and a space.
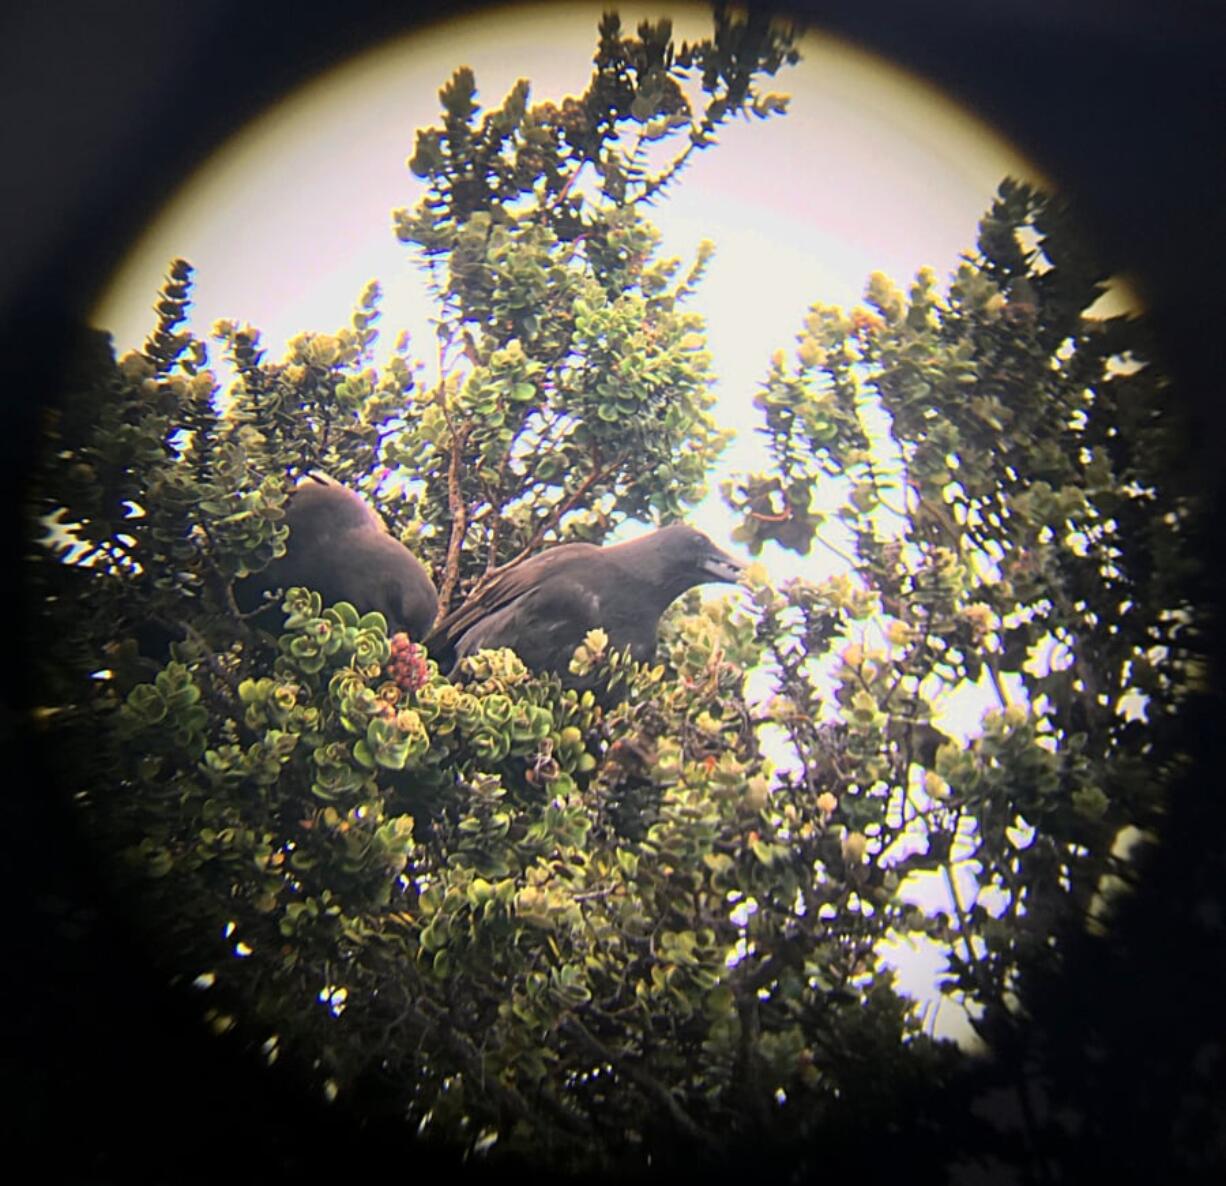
240, 475, 437, 639
424, 523, 745, 684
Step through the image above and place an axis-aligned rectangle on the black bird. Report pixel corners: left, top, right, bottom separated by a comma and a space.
424, 523, 745, 684
240, 475, 437, 639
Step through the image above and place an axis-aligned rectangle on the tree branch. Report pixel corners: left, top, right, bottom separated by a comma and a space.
433, 389, 471, 624
562, 1015, 720, 1150
514, 451, 618, 561
448, 451, 623, 611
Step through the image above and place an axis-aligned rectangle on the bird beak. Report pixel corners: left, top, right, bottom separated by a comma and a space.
702, 543, 747, 584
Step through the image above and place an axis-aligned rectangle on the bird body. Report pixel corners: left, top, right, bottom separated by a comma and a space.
425, 523, 745, 683
242, 475, 438, 639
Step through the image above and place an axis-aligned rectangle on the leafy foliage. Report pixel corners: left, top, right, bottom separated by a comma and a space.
25, 12, 1204, 1177
724, 179, 1203, 1043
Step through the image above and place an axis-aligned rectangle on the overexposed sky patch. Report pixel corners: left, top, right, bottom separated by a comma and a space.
95, 1, 1041, 425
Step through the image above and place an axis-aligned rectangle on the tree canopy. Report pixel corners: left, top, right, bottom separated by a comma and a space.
26, 8, 1208, 1178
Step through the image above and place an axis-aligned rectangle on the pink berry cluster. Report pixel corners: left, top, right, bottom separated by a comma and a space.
387, 633, 429, 693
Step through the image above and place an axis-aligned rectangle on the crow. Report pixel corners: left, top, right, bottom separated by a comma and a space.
424, 523, 745, 685
240, 474, 437, 639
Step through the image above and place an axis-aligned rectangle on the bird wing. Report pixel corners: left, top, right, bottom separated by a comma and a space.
424, 542, 598, 657
451, 576, 602, 673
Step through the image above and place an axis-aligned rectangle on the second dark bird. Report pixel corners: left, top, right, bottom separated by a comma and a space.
240, 475, 438, 639
424, 523, 746, 687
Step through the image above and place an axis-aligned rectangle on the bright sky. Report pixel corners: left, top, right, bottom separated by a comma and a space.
96, 0, 1041, 457
93, 1, 1048, 1046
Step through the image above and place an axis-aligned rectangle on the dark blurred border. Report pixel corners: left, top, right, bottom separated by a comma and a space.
4, 2, 1223, 1182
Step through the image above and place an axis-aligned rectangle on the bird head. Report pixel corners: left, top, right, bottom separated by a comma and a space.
655, 523, 746, 587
